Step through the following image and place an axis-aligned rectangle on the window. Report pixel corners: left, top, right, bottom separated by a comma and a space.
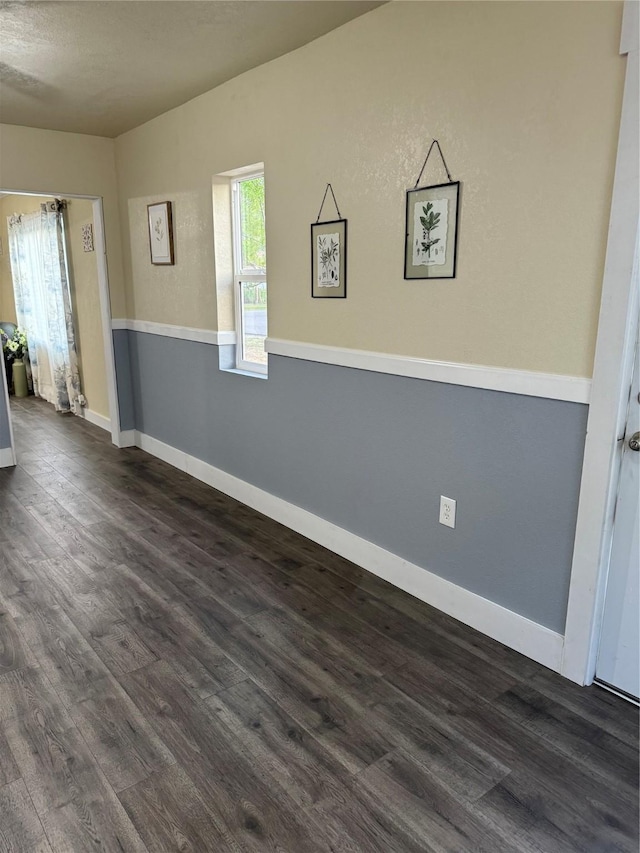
231, 171, 267, 373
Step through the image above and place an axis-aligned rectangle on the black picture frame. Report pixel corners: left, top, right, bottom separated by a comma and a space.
404, 181, 460, 280
147, 200, 175, 265
311, 218, 347, 298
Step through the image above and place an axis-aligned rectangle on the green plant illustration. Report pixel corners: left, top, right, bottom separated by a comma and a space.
419, 202, 441, 258
318, 235, 339, 281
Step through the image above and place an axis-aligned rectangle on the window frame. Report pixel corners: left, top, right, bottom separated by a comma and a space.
231, 170, 267, 375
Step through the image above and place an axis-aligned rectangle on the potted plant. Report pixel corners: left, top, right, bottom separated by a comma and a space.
2, 328, 29, 397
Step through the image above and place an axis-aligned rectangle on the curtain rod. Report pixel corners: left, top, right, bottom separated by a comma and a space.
41, 199, 67, 212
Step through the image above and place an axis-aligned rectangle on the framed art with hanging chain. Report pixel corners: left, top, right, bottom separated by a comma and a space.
311, 183, 347, 298
405, 140, 461, 280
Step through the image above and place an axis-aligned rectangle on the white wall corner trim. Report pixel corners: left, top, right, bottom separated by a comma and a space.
0, 446, 16, 468
91, 198, 122, 450
265, 339, 591, 404
561, 7, 639, 686
111, 318, 236, 347
620, 0, 639, 55
79, 408, 111, 432
115, 429, 137, 448
134, 429, 564, 672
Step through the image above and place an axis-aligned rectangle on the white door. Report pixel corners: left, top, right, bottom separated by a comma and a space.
596, 336, 640, 700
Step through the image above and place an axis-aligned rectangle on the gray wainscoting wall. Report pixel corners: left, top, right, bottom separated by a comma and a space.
113, 329, 136, 431
115, 330, 589, 634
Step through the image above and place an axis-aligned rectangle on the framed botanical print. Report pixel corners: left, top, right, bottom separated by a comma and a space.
311, 219, 347, 298
147, 201, 175, 265
404, 181, 460, 279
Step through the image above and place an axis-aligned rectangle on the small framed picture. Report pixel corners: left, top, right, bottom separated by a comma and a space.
81, 223, 94, 252
404, 181, 460, 280
311, 219, 347, 298
147, 201, 175, 265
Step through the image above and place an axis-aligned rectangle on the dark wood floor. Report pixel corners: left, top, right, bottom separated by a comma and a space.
0, 396, 637, 853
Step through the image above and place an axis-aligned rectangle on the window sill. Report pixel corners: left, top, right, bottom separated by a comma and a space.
220, 366, 268, 380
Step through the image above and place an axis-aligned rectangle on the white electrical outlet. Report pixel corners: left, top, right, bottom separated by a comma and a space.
439, 495, 456, 528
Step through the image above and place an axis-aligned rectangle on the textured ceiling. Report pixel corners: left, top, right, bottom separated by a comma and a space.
0, 1, 383, 138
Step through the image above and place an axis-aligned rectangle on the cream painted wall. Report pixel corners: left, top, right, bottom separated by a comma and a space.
115, 1, 624, 377
0, 195, 109, 418
0, 124, 126, 319
127, 190, 217, 329
0, 199, 18, 325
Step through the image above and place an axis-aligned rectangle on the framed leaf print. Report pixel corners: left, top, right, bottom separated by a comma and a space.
147, 201, 175, 265
404, 181, 460, 280
311, 219, 347, 298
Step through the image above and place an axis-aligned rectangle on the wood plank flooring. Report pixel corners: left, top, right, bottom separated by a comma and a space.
0, 395, 638, 853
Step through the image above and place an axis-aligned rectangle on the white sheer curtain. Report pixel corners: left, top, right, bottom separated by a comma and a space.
7, 205, 82, 413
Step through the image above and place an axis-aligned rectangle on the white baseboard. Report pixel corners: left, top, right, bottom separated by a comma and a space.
79, 408, 111, 432
0, 446, 16, 468
134, 429, 564, 672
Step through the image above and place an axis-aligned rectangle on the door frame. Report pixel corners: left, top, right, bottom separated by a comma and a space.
562, 0, 639, 685
0, 190, 124, 450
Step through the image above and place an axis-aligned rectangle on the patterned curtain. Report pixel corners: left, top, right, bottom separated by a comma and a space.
7, 205, 82, 413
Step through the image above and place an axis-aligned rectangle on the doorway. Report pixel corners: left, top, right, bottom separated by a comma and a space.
595, 335, 639, 701
0, 190, 122, 461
